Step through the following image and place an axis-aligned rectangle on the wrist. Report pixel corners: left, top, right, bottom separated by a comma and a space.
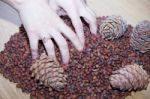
1, 0, 24, 11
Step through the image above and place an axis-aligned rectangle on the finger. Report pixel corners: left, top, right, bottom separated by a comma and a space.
86, 7, 96, 18
50, 31, 69, 64
58, 22, 83, 51
65, 8, 85, 46
80, 7, 97, 35
41, 36, 56, 60
28, 36, 39, 59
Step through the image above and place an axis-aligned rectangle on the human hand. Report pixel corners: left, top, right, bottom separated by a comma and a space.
18, 0, 83, 64
49, 0, 97, 45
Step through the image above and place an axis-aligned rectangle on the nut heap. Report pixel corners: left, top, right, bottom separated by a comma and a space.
1, 16, 150, 99
99, 15, 127, 40
110, 64, 149, 91
30, 53, 67, 91
130, 20, 150, 53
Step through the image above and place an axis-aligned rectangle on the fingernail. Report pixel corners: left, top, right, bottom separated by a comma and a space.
63, 58, 69, 65
32, 54, 38, 60
92, 33, 97, 37
80, 39, 85, 51
91, 26, 98, 35
92, 31, 97, 35
78, 44, 84, 52
62, 64, 68, 70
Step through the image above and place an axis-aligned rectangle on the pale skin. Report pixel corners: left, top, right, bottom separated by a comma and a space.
1, 0, 97, 64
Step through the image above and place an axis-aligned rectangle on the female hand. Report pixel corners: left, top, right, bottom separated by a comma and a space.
17, 0, 83, 64
2, 0, 97, 64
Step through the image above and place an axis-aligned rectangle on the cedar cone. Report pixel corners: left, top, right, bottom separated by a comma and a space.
98, 15, 127, 40
109, 64, 149, 91
130, 20, 150, 53
30, 53, 67, 91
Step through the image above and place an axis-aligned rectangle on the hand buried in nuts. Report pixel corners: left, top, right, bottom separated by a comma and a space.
2, 0, 97, 64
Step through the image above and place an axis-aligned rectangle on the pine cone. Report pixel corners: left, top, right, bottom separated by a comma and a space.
109, 64, 149, 91
130, 20, 150, 53
30, 53, 67, 91
98, 15, 127, 40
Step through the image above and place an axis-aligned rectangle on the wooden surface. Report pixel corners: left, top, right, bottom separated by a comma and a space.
0, 0, 150, 99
